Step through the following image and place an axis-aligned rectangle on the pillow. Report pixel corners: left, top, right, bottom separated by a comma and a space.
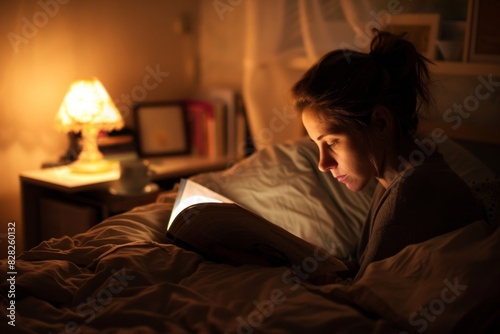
188, 136, 498, 259
468, 177, 500, 228
437, 137, 496, 184
438, 138, 499, 228
190, 137, 375, 259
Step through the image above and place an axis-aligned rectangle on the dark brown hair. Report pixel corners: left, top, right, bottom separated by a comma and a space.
291, 30, 433, 141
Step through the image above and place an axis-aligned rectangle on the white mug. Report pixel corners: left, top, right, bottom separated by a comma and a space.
117, 160, 153, 193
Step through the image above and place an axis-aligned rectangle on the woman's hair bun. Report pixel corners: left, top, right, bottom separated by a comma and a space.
369, 29, 427, 81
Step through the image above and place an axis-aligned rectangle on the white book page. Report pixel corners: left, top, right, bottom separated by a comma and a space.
168, 179, 233, 230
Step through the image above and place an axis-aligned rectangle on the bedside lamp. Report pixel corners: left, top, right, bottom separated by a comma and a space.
55, 78, 124, 173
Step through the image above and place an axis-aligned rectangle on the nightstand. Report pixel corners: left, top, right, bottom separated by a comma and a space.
20, 155, 233, 249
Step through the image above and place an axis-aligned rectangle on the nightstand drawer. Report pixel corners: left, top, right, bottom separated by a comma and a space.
40, 198, 98, 240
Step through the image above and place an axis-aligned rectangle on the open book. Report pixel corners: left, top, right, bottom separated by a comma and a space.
167, 179, 348, 275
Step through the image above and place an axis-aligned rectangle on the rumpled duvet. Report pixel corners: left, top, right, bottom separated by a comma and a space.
1, 196, 499, 334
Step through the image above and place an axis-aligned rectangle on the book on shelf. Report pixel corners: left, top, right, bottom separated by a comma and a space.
205, 88, 237, 159
207, 88, 253, 159
166, 179, 348, 274
184, 88, 251, 160
184, 98, 226, 159
184, 99, 211, 157
234, 91, 255, 158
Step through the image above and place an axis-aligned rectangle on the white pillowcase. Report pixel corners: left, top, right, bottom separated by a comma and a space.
190, 137, 374, 259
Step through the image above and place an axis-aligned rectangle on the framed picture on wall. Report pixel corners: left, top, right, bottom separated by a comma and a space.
133, 101, 190, 157
467, 0, 500, 63
386, 13, 440, 60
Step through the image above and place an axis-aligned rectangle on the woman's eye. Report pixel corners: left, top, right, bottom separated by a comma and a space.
328, 140, 339, 149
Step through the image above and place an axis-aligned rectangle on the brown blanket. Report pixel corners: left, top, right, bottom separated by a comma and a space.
1, 199, 498, 333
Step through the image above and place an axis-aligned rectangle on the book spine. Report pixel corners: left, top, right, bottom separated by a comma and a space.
212, 100, 227, 158
185, 100, 212, 156
207, 88, 236, 160
185, 89, 249, 160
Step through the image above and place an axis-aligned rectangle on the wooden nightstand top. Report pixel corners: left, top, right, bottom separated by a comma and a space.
20, 155, 234, 193
20, 166, 119, 193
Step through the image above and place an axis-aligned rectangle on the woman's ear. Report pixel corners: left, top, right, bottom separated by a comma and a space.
370, 106, 394, 136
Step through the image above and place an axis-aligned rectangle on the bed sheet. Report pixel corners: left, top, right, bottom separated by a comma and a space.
1, 191, 498, 334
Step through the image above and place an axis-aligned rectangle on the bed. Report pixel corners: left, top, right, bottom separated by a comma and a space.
2, 136, 499, 334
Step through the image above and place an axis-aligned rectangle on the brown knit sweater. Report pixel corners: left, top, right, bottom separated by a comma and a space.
354, 151, 484, 281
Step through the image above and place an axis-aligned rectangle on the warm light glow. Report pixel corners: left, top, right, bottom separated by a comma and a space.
55, 78, 124, 173
56, 78, 124, 132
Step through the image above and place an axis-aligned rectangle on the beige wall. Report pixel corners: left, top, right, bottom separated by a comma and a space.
0, 0, 200, 255
198, 0, 245, 90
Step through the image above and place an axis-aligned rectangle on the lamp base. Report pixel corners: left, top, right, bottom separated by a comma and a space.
69, 159, 116, 173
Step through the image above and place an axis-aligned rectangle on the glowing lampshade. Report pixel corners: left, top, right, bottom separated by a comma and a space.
55, 78, 124, 173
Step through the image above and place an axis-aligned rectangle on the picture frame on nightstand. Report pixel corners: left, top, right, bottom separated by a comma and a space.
386, 13, 440, 60
466, 0, 500, 63
133, 101, 190, 157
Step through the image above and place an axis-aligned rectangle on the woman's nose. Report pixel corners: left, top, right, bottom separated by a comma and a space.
318, 152, 337, 172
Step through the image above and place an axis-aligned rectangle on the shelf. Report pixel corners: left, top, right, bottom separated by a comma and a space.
429, 61, 500, 76
419, 119, 500, 145
289, 56, 500, 77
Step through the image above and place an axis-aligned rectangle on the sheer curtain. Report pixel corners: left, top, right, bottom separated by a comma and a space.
242, 0, 374, 149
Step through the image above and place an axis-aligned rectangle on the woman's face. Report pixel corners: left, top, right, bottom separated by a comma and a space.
302, 109, 377, 192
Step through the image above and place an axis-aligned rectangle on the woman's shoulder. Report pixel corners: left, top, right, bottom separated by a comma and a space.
391, 151, 482, 216
386, 150, 481, 217
397, 151, 463, 191
387, 152, 484, 235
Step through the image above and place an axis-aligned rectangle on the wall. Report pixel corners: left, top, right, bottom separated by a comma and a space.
198, 0, 245, 90
0, 0, 200, 256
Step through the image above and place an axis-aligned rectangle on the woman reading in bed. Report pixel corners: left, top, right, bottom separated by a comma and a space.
291, 30, 484, 281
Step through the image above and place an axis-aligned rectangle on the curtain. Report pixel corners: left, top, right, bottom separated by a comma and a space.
242, 0, 374, 149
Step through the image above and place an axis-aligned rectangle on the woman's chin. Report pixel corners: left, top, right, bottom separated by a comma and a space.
343, 178, 368, 192
344, 181, 360, 192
